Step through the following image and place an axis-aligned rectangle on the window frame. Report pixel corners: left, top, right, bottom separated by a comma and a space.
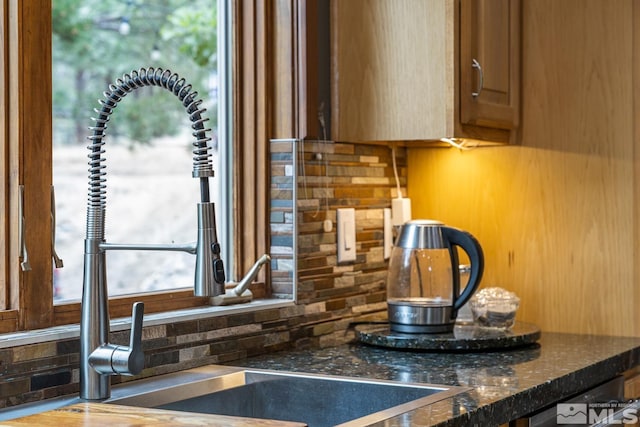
2, 0, 54, 331
0, 0, 301, 333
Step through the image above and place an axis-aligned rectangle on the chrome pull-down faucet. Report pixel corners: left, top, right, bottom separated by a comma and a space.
80, 68, 225, 400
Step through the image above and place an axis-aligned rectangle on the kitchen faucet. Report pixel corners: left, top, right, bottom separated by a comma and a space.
80, 68, 225, 400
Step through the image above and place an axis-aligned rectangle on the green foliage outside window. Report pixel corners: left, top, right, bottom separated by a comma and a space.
52, 0, 217, 146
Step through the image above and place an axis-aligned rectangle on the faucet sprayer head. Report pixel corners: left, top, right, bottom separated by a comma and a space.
194, 202, 226, 296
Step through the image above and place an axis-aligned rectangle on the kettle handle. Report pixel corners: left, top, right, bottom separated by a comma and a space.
442, 227, 484, 311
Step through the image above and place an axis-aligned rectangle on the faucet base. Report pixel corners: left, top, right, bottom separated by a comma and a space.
210, 288, 253, 306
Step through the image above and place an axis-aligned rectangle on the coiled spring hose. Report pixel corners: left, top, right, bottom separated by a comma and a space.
85, 67, 215, 240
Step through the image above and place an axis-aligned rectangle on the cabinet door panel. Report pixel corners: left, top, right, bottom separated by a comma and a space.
460, 0, 520, 130
331, 0, 453, 142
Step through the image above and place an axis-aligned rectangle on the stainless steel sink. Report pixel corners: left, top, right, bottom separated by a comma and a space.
107, 365, 467, 426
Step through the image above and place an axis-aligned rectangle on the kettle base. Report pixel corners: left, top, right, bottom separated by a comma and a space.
389, 322, 454, 334
387, 301, 456, 334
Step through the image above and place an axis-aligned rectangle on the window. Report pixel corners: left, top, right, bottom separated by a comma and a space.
52, 0, 221, 302
0, 0, 294, 333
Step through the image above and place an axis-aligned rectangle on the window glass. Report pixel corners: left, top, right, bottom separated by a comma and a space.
52, 0, 220, 301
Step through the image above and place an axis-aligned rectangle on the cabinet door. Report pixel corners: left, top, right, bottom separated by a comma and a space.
460, 0, 521, 130
330, 0, 452, 142
625, 369, 640, 399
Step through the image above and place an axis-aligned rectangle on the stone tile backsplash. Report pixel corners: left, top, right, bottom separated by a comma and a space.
0, 141, 406, 409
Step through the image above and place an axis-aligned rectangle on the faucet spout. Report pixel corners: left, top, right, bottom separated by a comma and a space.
80, 68, 225, 400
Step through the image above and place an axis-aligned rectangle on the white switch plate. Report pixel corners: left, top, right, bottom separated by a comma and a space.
383, 208, 393, 260
337, 208, 356, 262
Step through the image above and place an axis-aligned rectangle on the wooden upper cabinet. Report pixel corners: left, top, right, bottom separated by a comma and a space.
460, 0, 520, 130
329, 0, 521, 145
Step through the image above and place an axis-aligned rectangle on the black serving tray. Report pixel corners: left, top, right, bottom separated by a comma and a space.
354, 321, 541, 352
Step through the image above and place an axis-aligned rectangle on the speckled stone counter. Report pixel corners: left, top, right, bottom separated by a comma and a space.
227, 332, 640, 426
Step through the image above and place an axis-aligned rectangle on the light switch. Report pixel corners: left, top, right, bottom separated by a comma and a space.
384, 208, 393, 260
337, 208, 356, 262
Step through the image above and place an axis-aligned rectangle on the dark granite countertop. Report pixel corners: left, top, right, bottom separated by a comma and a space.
227, 331, 640, 426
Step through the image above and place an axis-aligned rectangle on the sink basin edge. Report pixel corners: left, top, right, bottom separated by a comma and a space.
106, 364, 471, 427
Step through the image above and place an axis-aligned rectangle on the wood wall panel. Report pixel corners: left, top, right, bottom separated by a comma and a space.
407, 0, 637, 337
234, 0, 270, 282
633, 0, 640, 341
0, 0, 8, 310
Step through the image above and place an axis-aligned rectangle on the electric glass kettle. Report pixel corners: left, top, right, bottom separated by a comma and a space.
386, 220, 484, 333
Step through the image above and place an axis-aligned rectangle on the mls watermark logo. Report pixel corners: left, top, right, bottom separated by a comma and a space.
557, 402, 640, 425
557, 403, 588, 424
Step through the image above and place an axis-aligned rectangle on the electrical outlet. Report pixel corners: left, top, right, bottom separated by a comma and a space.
391, 197, 411, 226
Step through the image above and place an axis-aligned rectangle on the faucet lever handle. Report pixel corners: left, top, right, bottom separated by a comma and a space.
89, 302, 145, 377
129, 302, 144, 351
111, 302, 145, 376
